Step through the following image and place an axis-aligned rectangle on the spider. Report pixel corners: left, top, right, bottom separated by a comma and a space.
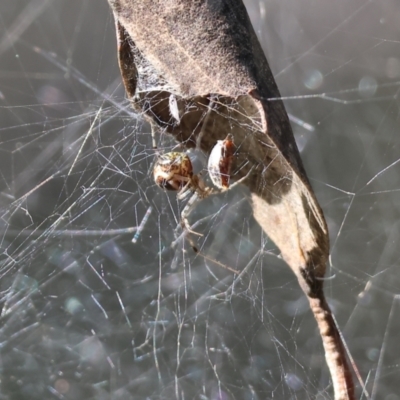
153, 135, 248, 241
153, 151, 211, 237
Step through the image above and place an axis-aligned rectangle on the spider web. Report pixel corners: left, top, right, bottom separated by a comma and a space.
0, 0, 399, 399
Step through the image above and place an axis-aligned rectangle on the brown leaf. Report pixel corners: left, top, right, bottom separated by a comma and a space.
108, 1, 356, 398
110, 0, 328, 294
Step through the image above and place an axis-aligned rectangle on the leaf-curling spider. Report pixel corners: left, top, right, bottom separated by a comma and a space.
153, 135, 247, 238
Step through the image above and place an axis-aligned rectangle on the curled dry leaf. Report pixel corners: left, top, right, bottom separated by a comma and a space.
108, 1, 356, 399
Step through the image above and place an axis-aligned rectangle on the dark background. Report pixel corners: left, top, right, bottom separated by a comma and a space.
0, 0, 399, 399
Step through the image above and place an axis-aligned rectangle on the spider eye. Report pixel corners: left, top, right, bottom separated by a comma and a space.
207, 135, 235, 190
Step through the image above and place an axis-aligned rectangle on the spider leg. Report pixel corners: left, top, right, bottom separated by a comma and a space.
176, 180, 193, 200
179, 192, 203, 236
170, 191, 203, 249
224, 166, 254, 191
